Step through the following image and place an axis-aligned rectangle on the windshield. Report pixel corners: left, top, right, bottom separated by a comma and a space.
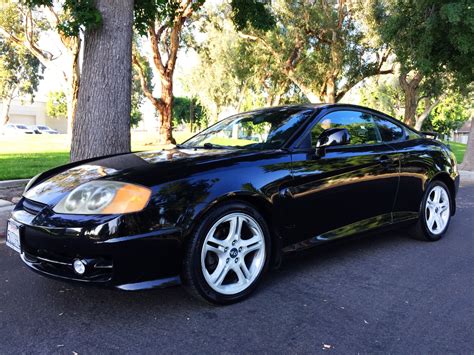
16, 125, 28, 129
38, 126, 49, 130
182, 107, 314, 149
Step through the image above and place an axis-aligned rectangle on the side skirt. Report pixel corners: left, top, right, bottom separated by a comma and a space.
281, 212, 417, 254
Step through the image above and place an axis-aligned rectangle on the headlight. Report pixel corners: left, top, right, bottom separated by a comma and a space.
53, 181, 151, 215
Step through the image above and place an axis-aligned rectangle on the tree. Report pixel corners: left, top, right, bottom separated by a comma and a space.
133, 1, 204, 145
183, 3, 306, 122
71, 0, 134, 160
461, 122, 474, 171
134, 0, 275, 144
0, 39, 43, 125
421, 92, 472, 137
46, 91, 67, 119
0, 2, 81, 133
372, 0, 474, 127
131, 62, 149, 128
172, 96, 205, 132
238, 0, 393, 103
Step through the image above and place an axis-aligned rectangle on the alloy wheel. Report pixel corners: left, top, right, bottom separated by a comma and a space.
425, 185, 450, 235
200, 212, 266, 295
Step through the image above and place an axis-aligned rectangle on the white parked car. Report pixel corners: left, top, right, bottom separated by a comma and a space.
30, 125, 59, 134
2, 124, 36, 135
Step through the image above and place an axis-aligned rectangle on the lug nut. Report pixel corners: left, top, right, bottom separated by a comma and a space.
232, 241, 236, 246
238, 247, 242, 252
224, 247, 229, 252
235, 258, 239, 263
226, 258, 230, 263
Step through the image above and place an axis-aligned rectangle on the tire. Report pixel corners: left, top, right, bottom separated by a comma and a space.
410, 180, 452, 241
182, 201, 271, 305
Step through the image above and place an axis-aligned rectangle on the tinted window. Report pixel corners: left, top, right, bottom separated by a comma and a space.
182, 107, 314, 149
374, 117, 404, 142
311, 110, 379, 146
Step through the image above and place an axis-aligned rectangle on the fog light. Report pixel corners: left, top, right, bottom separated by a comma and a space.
73, 259, 86, 275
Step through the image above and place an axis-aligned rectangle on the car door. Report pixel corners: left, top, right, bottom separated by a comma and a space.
283, 109, 400, 247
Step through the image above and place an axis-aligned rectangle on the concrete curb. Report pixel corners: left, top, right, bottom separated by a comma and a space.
0, 178, 29, 187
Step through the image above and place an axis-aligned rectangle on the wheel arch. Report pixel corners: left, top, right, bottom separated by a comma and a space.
182, 192, 283, 268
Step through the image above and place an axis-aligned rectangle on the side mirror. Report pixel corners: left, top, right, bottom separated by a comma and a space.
315, 128, 351, 157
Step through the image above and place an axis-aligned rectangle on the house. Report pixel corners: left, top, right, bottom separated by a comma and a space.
0, 99, 67, 133
451, 119, 471, 144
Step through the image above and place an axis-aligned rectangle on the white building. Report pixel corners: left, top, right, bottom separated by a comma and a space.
0, 99, 67, 133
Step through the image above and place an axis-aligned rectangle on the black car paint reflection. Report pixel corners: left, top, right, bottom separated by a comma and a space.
11, 104, 459, 290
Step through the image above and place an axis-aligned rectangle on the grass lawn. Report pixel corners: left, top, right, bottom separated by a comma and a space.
0, 132, 193, 181
445, 141, 466, 164
0, 152, 70, 180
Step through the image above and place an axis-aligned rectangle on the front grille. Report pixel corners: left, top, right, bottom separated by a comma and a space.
22, 198, 47, 216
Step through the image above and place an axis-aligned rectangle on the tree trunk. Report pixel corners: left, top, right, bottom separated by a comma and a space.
460, 121, 474, 171
1, 89, 15, 126
325, 76, 336, 103
399, 72, 423, 128
414, 97, 440, 131
70, 0, 134, 161
157, 76, 175, 145
66, 41, 81, 135
189, 99, 194, 132
403, 87, 418, 127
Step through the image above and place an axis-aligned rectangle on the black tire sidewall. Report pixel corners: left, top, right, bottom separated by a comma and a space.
184, 201, 271, 304
419, 180, 452, 241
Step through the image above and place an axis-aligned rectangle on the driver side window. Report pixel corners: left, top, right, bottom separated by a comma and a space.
311, 110, 379, 146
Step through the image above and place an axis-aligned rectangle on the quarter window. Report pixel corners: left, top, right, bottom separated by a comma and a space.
311, 110, 379, 146
374, 117, 405, 142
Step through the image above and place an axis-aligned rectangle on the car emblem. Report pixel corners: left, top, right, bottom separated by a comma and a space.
229, 248, 238, 258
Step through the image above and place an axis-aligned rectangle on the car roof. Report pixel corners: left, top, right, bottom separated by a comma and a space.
247, 103, 416, 132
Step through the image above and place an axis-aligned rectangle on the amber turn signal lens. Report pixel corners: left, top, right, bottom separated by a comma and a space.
102, 184, 151, 214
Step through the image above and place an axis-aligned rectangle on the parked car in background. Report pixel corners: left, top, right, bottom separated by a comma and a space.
30, 125, 59, 134
2, 124, 35, 135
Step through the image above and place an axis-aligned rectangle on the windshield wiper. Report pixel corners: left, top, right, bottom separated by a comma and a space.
202, 142, 234, 149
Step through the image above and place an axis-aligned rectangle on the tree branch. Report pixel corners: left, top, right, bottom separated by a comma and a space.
148, 23, 166, 77
132, 53, 164, 111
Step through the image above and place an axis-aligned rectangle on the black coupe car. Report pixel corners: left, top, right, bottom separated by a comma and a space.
6, 104, 459, 304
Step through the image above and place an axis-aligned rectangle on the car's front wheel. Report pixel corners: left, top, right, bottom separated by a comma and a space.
182, 202, 270, 304
410, 180, 452, 241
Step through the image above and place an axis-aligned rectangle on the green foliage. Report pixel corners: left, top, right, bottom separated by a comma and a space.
422, 93, 472, 136
172, 97, 206, 131
184, 4, 306, 121
238, 0, 388, 102
0, 39, 43, 102
21, 0, 102, 36
372, 0, 474, 89
359, 77, 404, 119
46, 91, 67, 118
230, 0, 275, 31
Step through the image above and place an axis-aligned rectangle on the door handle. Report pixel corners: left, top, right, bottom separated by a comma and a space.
279, 187, 293, 198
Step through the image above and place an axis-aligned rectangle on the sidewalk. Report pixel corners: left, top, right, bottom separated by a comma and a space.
0, 179, 28, 238
0, 199, 14, 239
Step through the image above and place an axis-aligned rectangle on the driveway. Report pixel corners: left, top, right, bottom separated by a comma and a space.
0, 180, 473, 353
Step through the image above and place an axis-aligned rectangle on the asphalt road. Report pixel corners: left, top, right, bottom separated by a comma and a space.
1, 181, 473, 354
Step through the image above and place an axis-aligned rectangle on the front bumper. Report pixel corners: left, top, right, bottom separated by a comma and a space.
10, 198, 183, 290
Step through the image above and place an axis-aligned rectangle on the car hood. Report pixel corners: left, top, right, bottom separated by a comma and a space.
23, 148, 257, 206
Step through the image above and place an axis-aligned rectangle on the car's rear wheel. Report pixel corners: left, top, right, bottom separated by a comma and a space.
410, 180, 452, 241
182, 201, 270, 304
